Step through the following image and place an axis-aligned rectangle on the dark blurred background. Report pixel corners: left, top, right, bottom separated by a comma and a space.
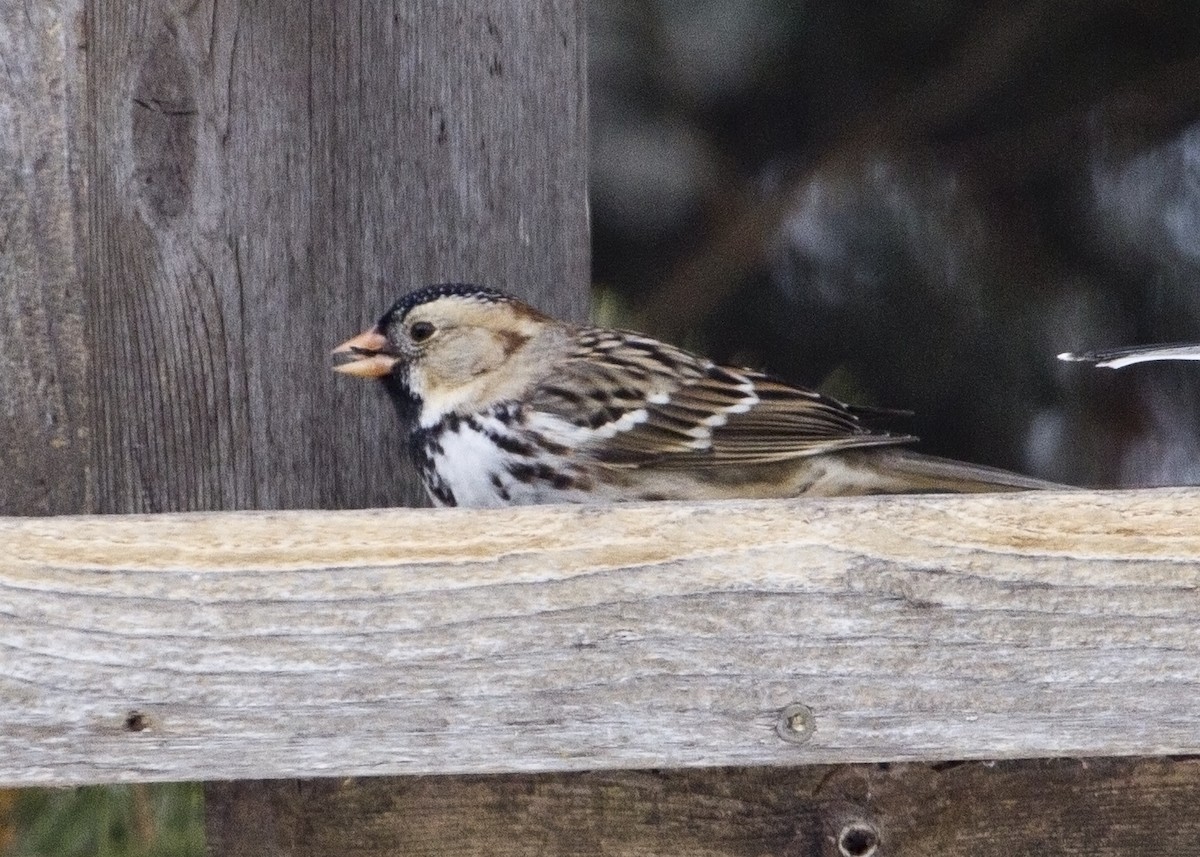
590, 0, 1200, 489
5, 1, 1200, 853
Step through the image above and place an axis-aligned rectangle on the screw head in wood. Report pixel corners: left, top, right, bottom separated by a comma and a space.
775, 702, 815, 744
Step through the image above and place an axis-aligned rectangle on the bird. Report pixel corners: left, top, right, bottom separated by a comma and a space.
333, 283, 1061, 507
1058, 344, 1200, 369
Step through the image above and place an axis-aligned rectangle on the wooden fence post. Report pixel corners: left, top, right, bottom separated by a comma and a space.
3, 0, 588, 851
8, 2, 1200, 856
0, 0, 91, 516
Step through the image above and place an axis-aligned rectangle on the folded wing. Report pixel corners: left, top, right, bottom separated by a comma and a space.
530, 328, 914, 467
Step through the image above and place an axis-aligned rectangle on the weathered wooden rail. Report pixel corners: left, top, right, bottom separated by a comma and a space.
5, 488, 1197, 787
9, 0, 1200, 852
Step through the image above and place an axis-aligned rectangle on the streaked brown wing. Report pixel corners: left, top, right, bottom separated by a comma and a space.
531, 328, 914, 467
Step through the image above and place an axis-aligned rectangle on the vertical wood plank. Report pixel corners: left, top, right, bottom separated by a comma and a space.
7, 3, 1200, 856
2, 0, 585, 849
0, 0, 91, 516
121, 0, 588, 853
84, 0, 588, 515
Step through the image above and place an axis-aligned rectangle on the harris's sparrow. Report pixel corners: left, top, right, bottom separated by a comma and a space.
334, 283, 1059, 507
1059, 344, 1200, 368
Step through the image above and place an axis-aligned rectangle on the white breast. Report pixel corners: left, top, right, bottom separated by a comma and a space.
427, 412, 596, 508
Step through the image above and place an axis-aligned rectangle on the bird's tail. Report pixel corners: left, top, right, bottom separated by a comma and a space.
837, 448, 1066, 494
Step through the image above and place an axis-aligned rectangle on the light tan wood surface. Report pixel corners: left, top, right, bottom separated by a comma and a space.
4, 488, 1197, 786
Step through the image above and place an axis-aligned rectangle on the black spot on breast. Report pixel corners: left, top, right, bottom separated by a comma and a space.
465, 413, 536, 456
410, 423, 456, 505
429, 478, 456, 506
382, 369, 422, 425
408, 428, 433, 468
508, 462, 537, 484
507, 461, 572, 490
490, 473, 512, 501
485, 429, 535, 456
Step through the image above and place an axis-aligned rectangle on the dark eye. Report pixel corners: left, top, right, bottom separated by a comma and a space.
410, 321, 436, 342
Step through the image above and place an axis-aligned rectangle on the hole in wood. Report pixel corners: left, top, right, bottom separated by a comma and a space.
837, 823, 879, 857
124, 710, 151, 732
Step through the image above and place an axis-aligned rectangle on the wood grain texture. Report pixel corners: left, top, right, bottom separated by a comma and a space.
0, 0, 91, 516
3, 488, 1199, 787
12, 2, 1200, 854
206, 759, 1200, 857
5, 0, 588, 848
83, 0, 588, 514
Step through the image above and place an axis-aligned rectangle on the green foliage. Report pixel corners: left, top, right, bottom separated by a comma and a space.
3, 784, 203, 857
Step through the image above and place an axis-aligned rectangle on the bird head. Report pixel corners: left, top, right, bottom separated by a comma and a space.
332, 283, 556, 426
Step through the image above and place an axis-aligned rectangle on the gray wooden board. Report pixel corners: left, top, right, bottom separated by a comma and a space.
10, 0, 1200, 852
3, 488, 1199, 786
0, 0, 91, 516
1, 0, 587, 518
